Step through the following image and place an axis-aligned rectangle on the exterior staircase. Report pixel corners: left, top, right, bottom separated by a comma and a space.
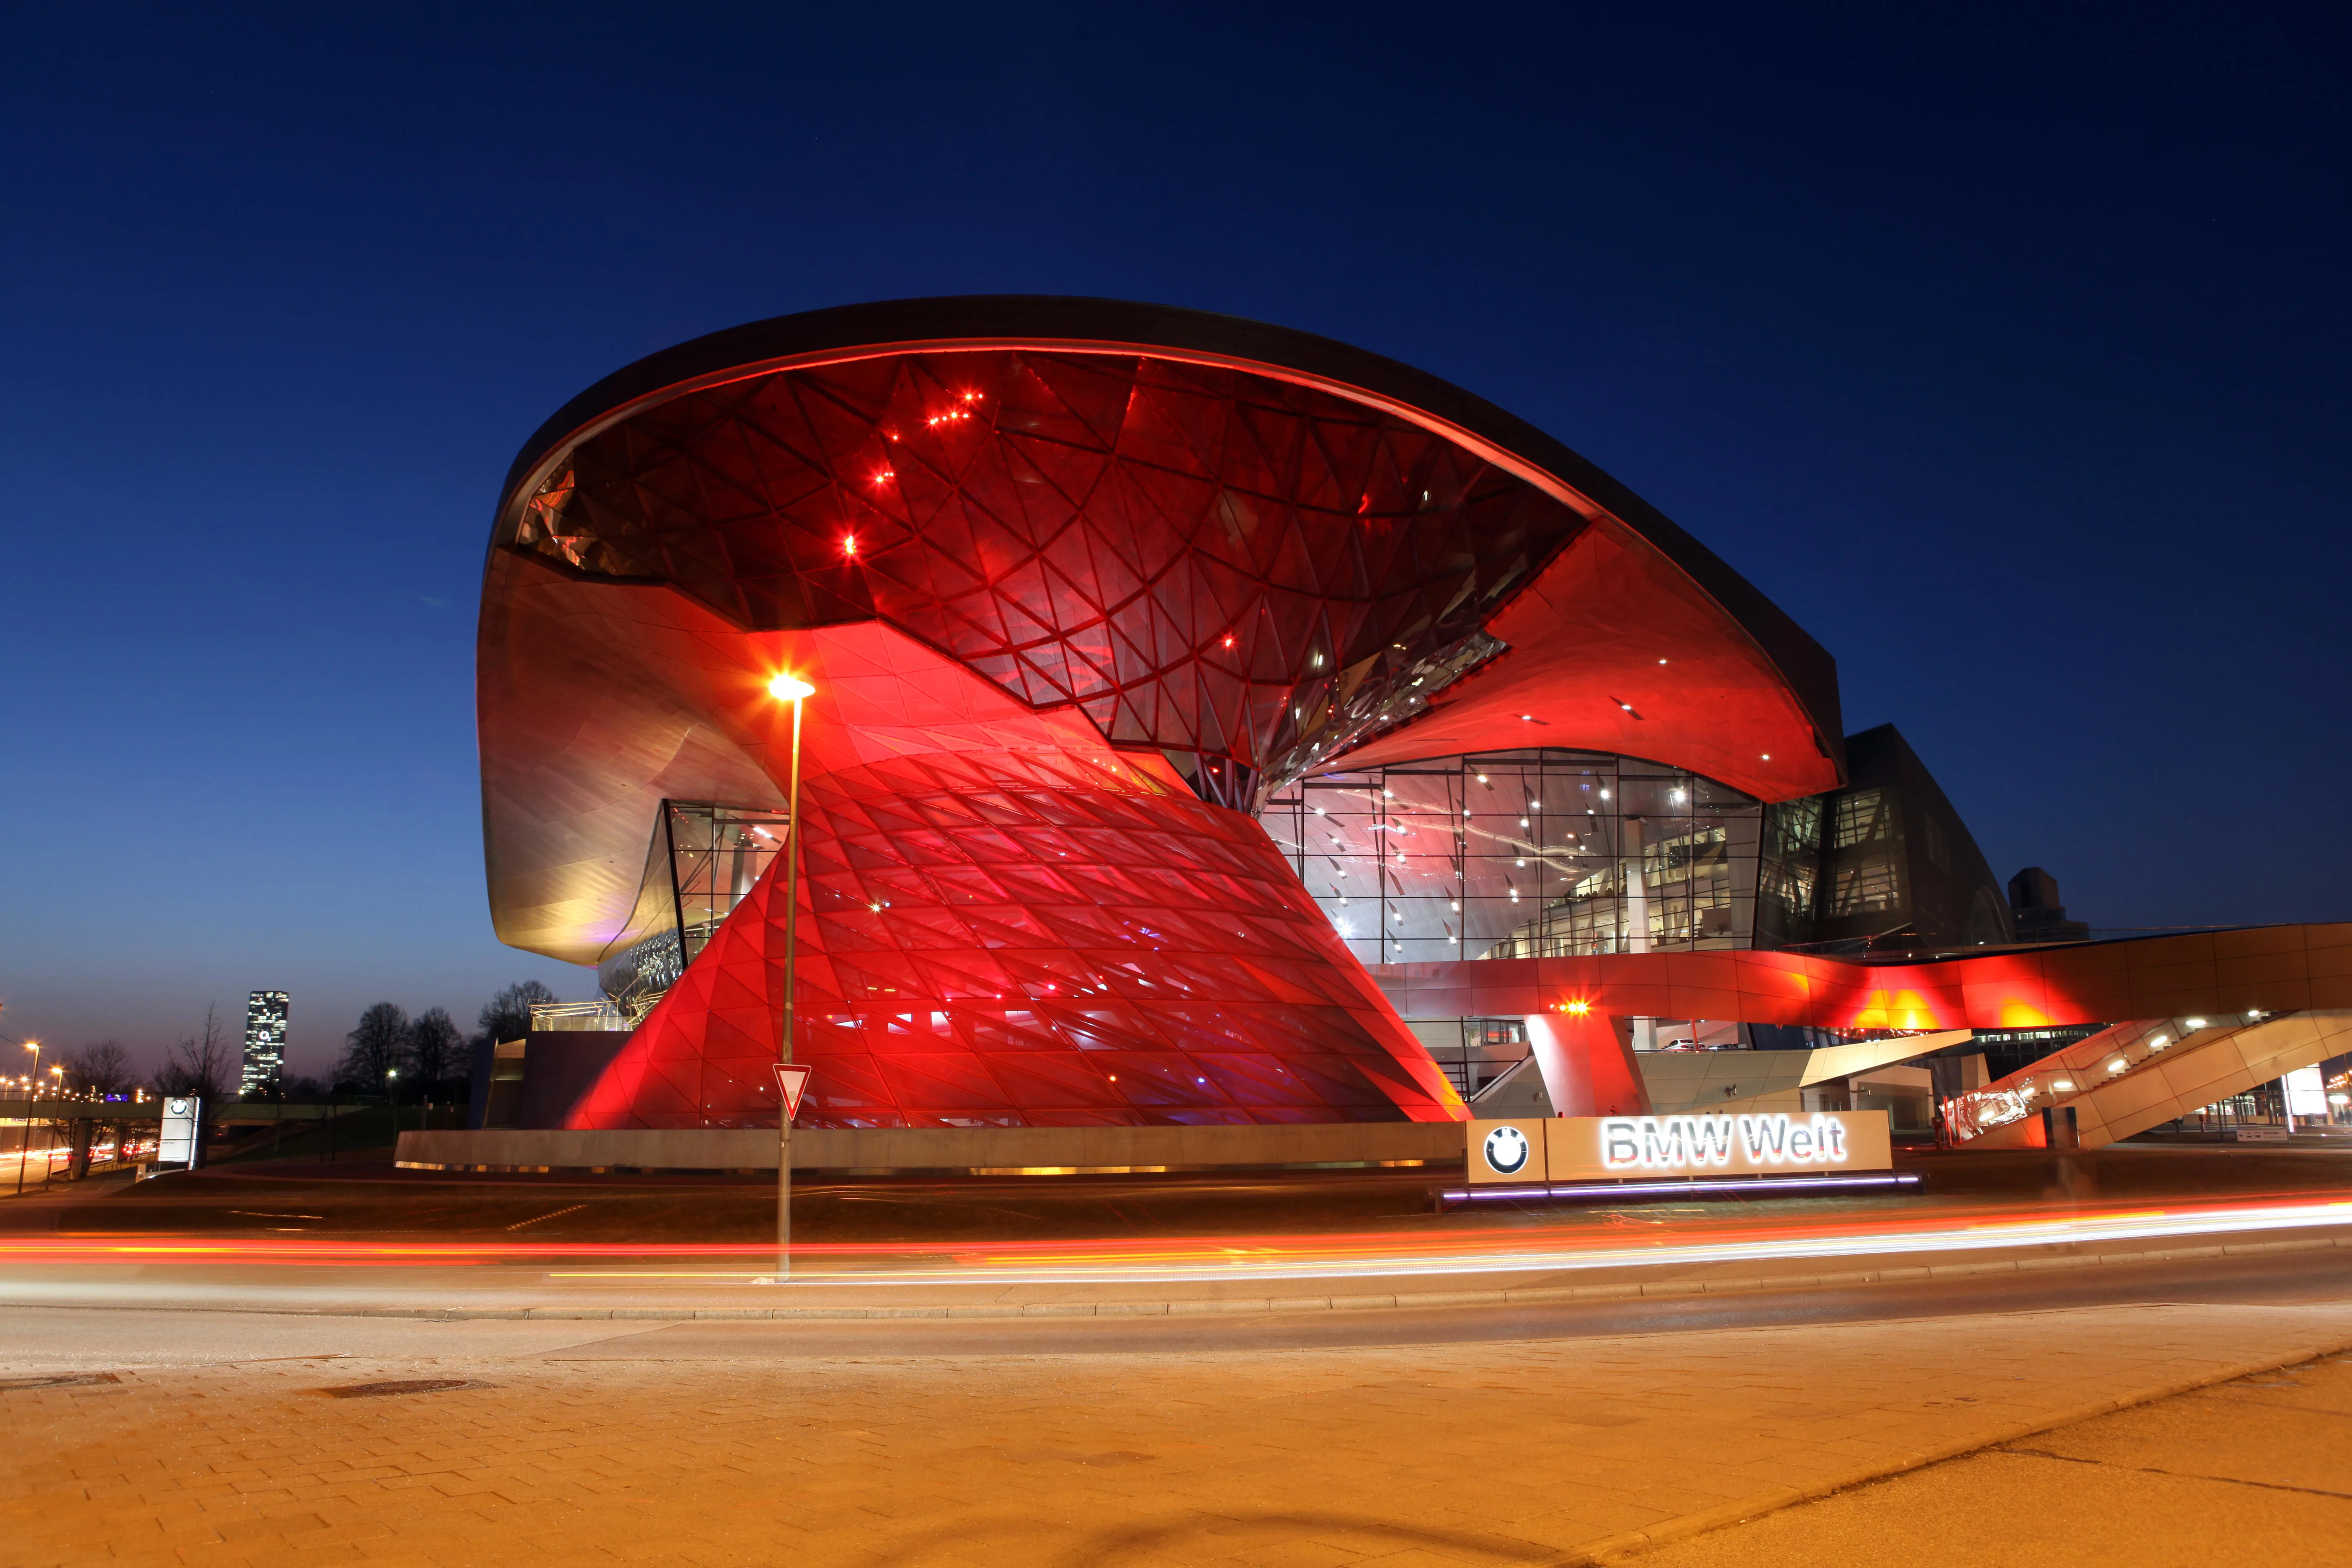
1946, 1009, 2352, 1149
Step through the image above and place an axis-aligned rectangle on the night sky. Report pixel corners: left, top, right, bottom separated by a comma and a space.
3, 6, 2343, 1078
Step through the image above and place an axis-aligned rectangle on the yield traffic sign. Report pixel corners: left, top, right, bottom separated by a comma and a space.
771, 1063, 812, 1122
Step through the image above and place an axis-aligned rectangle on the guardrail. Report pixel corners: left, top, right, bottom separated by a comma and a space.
0, 1100, 371, 1123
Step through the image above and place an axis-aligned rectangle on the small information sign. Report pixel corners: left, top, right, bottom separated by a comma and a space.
158, 1098, 202, 1167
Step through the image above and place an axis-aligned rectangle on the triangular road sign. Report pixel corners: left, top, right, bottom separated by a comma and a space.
771, 1062, 812, 1122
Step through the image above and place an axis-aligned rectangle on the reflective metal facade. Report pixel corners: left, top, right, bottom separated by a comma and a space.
480, 298, 1850, 1129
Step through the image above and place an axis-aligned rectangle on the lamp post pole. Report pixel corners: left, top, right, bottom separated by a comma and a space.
42, 1066, 62, 1188
767, 673, 813, 1280
15, 1044, 37, 1198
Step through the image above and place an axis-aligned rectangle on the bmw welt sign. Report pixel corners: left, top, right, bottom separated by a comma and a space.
1468, 1112, 1891, 1185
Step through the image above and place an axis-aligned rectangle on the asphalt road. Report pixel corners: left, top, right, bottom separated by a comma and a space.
4, 1234, 2349, 1367
7, 1143, 2351, 1248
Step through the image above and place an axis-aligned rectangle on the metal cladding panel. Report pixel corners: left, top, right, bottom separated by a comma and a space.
1371, 926, 2352, 1031
1326, 521, 1832, 799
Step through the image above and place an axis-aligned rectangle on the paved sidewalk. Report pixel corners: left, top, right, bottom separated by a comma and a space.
1639, 1351, 2352, 1566
4, 1300, 2347, 1565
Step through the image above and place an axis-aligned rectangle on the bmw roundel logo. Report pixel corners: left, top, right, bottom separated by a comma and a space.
1483, 1124, 1531, 1175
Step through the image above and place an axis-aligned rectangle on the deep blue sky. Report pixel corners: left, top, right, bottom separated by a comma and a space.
2, 5, 2344, 1077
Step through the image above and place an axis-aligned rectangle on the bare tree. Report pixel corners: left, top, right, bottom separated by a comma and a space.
155, 1006, 236, 1170
61, 1041, 135, 1179
407, 1007, 463, 1095
474, 980, 558, 1048
64, 1041, 134, 1096
158, 1006, 236, 1101
340, 1003, 410, 1096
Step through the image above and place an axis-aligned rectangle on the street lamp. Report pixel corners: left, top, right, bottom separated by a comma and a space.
766, 671, 815, 1278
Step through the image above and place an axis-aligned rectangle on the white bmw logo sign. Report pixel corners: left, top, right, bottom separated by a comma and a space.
1483, 1124, 1531, 1175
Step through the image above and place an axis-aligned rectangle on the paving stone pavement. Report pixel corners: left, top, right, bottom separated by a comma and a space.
1634, 1351, 2352, 1567
3, 1301, 2348, 1567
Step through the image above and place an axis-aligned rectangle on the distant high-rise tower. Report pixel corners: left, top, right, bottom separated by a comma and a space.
240, 991, 289, 1096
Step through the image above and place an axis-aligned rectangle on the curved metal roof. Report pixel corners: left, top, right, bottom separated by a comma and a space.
492, 296, 1841, 776
480, 297, 1846, 964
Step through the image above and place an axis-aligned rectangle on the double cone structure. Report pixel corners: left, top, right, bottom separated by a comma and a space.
479, 298, 1842, 1129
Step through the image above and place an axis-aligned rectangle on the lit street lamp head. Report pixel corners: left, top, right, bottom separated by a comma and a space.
767, 674, 815, 702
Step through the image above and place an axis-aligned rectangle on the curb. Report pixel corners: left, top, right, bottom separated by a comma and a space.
4, 1233, 2344, 1322
1552, 1326, 2352, 1564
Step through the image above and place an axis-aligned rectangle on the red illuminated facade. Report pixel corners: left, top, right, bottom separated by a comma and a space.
480, 298, 1851, 1130
1376, 927, 2352, 1037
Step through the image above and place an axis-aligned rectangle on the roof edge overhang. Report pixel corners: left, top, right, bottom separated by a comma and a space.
494, 295, 1844, 782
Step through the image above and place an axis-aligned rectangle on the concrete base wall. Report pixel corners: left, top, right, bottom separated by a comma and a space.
394, 1121, 1467, 1175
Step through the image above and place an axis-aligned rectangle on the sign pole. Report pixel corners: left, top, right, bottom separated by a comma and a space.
774, 683, 808, 1280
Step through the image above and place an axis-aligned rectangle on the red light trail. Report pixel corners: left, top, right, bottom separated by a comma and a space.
3, 1193, 2345, 1287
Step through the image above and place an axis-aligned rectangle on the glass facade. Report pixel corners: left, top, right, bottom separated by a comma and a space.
1262, 750, 1786, 968
596, 802, 792, 1017
1808, 725, 2013, 949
